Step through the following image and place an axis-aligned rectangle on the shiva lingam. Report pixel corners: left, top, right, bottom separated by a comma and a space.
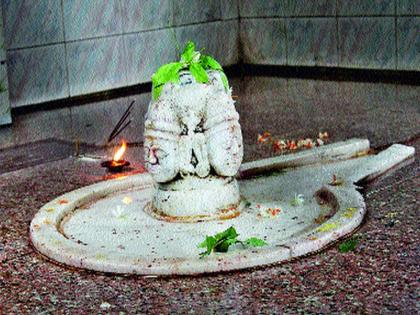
29, 41, 415, 275
144, 70, 243, 221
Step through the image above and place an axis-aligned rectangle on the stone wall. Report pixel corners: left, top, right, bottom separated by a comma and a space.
0, 2, 11, 125
0, 1, 418, 148
1, 0, 238, 108
1, 0, 419, 111
240, 0, 419, 70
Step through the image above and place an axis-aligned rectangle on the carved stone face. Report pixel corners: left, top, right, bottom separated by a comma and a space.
144, 70, 243, 183
175, 83, 206, 135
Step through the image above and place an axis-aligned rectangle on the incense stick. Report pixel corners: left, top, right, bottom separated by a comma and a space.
109, 120, 131, 142
111, 100, 135, 137
107, 101, 135, 143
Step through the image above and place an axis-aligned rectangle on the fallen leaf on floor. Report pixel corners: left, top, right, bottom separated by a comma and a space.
338, 237, 359, 253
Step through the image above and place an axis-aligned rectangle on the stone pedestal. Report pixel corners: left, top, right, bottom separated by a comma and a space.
148, 175, 242, 222
29, 140, 415, 275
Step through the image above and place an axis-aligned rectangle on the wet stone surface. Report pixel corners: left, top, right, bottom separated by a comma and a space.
0, 138, 418, 313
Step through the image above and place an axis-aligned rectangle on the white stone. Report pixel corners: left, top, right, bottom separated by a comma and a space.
144, 70, 243, 182
147, 175, 242, 221
144, 70, 243, 218
239, 138, 370, 178
29, 139, 415, 275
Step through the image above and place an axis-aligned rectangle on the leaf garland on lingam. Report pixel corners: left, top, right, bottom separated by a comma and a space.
151, 41, 229, 100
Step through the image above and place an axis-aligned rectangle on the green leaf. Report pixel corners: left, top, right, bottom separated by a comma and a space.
189, 63, 208, 83
214, 226, 238, 241
213, 227, 239, 252
198, 227, 238, 258
200, 55, 223, 71
214, 240, 231, 253
152, 62, 182, 86
219, 71, 229, 91
197, 226, 267, 258
198, 236, 216, 249
181, 41, 196, 63
338, 238, 358, 253
198, 236, 217, 258
151, 62, 183, 100
244, 237, 268, 247
150, 41, 229, 100
152, 84, 163, 101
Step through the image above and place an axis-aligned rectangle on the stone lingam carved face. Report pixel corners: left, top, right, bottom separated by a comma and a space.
144, 70, 243, 183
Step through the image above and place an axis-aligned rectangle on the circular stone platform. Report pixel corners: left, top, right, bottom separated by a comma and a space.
30, 139, 414, 275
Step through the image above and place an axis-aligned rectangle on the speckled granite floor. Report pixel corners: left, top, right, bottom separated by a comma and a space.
0, 132, 418, 314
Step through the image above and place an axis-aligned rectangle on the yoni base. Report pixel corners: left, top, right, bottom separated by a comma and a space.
145, 175, 243, 222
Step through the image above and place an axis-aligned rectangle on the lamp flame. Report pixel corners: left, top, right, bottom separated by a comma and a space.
113, 140, 127, 161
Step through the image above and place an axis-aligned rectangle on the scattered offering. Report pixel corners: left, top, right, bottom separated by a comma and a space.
291, 193, 305, 206
258, 131, 329, 154
198, 226, 267, 258
112, 206, 127, 219
329, 174, 344, 186
256, 206, 282, 218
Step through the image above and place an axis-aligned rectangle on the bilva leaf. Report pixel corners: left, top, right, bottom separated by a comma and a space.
214, 226, 238, 240
189, 63, 208, 83
181, 41, 196, 63
200, 55, 223, 71
198, 236, 217, 257
214, 240, 231, 253
150, 40, 231, 100
152, 62, 183, 85
244, 237, 268, 247
198, 226, 267, 258
219, 71, 229, 91
152, 84, 163, 101
151, 62, 183, 100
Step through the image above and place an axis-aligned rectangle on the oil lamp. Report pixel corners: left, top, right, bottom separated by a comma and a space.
101, 140, 130, 172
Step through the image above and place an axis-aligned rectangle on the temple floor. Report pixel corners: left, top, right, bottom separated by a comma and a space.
0, 134, 418, 314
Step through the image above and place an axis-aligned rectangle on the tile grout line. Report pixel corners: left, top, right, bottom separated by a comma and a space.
283, 0, 289, 65
60, 0, 71, 99
7, 13, 419, 53
394, 0, 398, 70
0, 1, 12, 125
118, 0, 129, 89
284, 17, 288, 66
236, 0, 242, 65
59, 0, 75, 141
240, 13, 420, 19
5, 18, 238, 52
4, 3, 419, 110
336, 0, 340, 68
